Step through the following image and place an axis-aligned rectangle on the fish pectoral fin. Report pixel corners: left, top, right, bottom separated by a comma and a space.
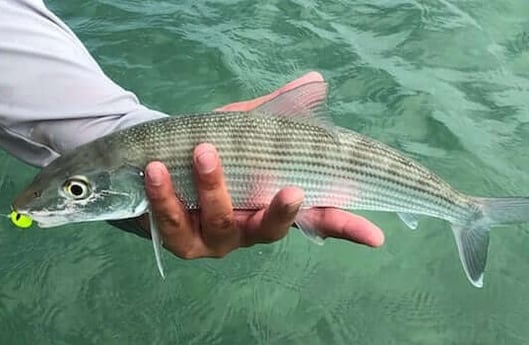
294, 209, 325, 245
148, 209, 166, 279
451, 222, 490, 288
397, 212, 419, 230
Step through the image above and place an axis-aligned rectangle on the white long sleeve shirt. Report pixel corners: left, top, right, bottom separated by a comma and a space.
0, 0, 167, 168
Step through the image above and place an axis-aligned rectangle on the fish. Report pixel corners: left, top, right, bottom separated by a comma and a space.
11, 81, 529, 287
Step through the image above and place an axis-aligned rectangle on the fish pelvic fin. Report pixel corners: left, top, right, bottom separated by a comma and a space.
452, 197, 529, 288
398, 212, 419, 230
148, 209, 166, 279
294, 209, 325, 245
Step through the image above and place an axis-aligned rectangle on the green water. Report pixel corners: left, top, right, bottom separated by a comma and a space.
2, 0, 529, 344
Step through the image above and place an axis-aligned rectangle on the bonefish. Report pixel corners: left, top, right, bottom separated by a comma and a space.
12, 81, 529, 287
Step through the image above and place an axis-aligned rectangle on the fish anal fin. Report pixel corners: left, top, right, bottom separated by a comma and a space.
148, 209, 166, 279
451, 222, 490, 288
398, 212, 419, 230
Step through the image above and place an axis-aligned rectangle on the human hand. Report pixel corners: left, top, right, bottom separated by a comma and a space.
140, 71, 385, 258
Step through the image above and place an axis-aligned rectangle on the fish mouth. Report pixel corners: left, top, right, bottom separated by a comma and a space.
25, 214, 69, 228
33, 219, 68, 228
11, 204, 29, 217
11, 192, 37, 215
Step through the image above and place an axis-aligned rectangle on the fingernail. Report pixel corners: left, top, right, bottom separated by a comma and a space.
286, 198, 303, 215
196, 149, 217, 175
275, 198, 303, 224
146, 163, 164, 187
281, 189, 304, 220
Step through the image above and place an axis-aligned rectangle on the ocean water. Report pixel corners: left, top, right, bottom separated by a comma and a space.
1, 0, 529, 344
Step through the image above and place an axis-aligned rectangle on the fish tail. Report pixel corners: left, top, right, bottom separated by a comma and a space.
451, 197, 529, 288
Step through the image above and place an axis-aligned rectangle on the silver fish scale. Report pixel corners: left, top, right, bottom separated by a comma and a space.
114, 112, 476, 223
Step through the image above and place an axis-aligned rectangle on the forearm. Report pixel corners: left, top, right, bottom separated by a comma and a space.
0, 0, 167, 168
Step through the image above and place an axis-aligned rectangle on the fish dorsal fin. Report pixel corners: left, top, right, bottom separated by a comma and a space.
251, 81, 336, 134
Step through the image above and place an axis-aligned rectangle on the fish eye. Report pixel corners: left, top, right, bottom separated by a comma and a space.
62, 176, 91, 200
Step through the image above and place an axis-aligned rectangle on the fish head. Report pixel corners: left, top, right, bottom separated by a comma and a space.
12, 150, 148, 228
